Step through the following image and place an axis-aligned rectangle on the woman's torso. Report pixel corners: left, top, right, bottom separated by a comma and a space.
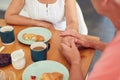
24, 0, 66, 30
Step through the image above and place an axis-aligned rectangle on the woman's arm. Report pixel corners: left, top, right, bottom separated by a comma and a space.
5, 0, 53, 29
65, 0, 79, 31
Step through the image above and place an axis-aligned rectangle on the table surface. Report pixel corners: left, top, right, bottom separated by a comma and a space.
0, 19, 97, 80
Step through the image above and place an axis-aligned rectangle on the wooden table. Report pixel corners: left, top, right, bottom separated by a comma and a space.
0, 19, 97, 80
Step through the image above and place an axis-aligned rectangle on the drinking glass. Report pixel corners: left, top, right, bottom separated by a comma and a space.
5, 70, 16, 80
0, 69, 6, 80
0, 70, 16, 80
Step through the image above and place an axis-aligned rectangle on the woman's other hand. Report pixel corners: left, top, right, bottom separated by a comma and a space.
36, 21, 54, 29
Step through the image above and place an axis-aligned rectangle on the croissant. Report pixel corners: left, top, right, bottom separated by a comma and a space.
22, 33, 35, 40
22, 33, 45, 42
41, 72, 63, 80
32, 35, 45, 42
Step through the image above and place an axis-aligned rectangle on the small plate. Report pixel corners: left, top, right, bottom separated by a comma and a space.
17, 27, 52, 45
22, 60, 69, 80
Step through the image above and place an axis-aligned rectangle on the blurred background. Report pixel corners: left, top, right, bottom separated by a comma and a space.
0, 0, 10, 18
0, 0, 116, 73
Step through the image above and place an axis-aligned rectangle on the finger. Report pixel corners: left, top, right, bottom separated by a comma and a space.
60, 43, 70, 50
75, 39, 83, 44
70, 40, 80, 55
61, 39, 70, 46
74, 38, 78, 43
70, 39, 78, 50
60, 32, 71, 37
60, 43, 70, 61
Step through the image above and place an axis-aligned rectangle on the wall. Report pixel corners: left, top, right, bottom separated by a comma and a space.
0, 0, 11, 11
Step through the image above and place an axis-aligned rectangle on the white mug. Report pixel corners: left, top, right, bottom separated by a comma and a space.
11, 49, 26, 70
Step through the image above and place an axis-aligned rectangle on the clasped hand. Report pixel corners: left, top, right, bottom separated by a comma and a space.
60, 30, 81, 65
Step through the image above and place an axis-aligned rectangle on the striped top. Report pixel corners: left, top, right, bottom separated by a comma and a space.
23, 0, 88, 34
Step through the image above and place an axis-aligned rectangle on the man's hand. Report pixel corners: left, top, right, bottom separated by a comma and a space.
60, 30, 97, 48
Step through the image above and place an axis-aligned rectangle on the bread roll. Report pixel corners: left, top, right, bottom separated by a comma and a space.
41, 72, 63, 80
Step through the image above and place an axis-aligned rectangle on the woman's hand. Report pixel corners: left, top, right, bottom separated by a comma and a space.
36, 20, 54, 29
60, 38, 81, 65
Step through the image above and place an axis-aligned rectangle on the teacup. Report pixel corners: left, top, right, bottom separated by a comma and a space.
0, 26, 15, 45
11, 49, 26, 70
30, 42, 50, 62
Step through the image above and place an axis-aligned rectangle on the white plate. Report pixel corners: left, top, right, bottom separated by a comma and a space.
22, 60, 69, 80
17, 27, 52, 45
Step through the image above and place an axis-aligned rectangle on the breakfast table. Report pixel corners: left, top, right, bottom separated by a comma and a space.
0, 19, 98, 80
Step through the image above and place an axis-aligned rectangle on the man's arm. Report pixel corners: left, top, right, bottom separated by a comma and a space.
60, 30, 107, 51
77, 35, 107, 51
91, 40, 107, 51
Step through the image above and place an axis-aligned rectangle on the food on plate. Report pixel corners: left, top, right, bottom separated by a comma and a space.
41, 72, 63, 80
32, 35, 44, 42
22, 33, 45, 42
30, 75, 36, 80
23, 33, 35, 40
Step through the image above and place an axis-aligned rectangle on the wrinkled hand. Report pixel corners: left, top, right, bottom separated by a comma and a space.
60, 39, 81, 65
61, 29, 78, 47
61, 36, 75, 47
60, 30, 97, 48
60, 29, 80, 38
